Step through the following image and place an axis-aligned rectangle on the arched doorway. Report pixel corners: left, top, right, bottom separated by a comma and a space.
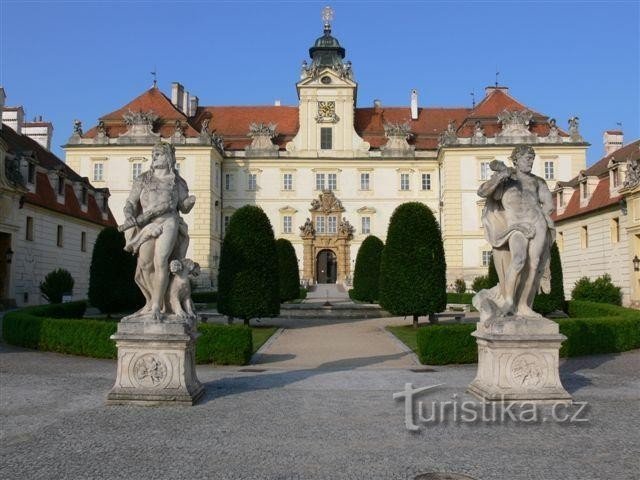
316, 249, 337, 284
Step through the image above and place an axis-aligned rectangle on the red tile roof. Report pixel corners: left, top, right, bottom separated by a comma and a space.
552, 139, 639, 222
80, 85, 577, 151
1, 124, 116, 227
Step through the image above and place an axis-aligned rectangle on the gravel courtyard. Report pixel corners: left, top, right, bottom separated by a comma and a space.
1, 317, 639, 480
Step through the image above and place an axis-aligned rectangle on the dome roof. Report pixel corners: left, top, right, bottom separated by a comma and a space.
308, 28, 346, 68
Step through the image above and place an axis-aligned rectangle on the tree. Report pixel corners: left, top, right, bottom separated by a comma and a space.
571, 273, 622, 306
454, 278, 467, 294
351, 235, 384, 302
379, 202, 447, 328
217, 206, 280, 325
276, 238, 300, 302
88, 227, 144, 316
40, 268, 74, 304
533, 242, 567, 314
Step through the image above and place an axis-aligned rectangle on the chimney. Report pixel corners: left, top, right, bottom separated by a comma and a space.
189, 96, 199, 116
484, 85, 509, 97
183, 91, 190, 116
410, 89, 418, 120
0, 87, 5, 130
603, 130, 623, 156
274, 99, 281, 106
2, 105, 24, 134
373, 99, 382, 113
23, 119, 54, 150
171, 82, 184, 112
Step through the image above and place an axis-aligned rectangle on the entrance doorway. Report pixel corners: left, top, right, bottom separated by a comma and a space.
316, 249, 337, 284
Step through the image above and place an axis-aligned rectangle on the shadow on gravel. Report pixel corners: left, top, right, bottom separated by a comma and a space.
559, 353, 619, 393
199, 352, 409, 404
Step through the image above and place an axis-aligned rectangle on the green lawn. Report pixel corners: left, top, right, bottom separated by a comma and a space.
387, 325, 419, 353
252, 326, 278, 353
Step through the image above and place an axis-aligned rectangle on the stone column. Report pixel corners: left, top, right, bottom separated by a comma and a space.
302, 237, 314, 284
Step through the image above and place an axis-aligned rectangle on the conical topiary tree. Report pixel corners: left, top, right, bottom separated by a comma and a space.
379, 202, 447, 328
276, 238, 300, 303
88, 227, 144, 316
351, 235, 384, 303
217, 206, 280, 325
488, 254, 499, 288
533, 242, 567, 314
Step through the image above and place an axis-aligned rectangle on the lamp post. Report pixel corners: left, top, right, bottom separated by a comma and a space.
633, 255, 640, 272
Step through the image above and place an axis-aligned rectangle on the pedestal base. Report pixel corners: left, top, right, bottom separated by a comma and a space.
107, 316, 204, 406
467, 315, 571, 403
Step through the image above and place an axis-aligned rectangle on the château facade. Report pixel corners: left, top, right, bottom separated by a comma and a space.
64, 18, 588, 289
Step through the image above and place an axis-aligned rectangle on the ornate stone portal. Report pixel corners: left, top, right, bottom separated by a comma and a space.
468, 145, 571, 403
107, 142, 204, 406
299, 190, 354, 285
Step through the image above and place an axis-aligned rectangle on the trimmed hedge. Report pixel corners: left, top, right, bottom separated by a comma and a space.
571, 274, 622, 306
351, 235, 384, 303
413, 301, 640, 365
447, 293, 474, 305
276, 238, 301, 303
2, 302, 254, 365
298, 288, 308, 300
195, 324, 253, 365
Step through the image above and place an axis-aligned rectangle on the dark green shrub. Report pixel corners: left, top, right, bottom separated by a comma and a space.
276, 238, 300, 302
191, 291, 218, 303
39, 268, 74, 304
217, 206, 280, 325
571, 274, 622, 306
454, 278, 467, 294
352, 235, 384, 302
195, 324, 253, 365
533, 242, 566, 314
447, 293, 474, 305
471, 275, 491, 293
417, 324, 477, 365
298, 288, 308, 300
487, 255, 499, 287
379, 203, 446, 327
88, 227, 144, 315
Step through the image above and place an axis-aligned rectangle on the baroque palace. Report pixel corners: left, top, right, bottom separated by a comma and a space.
64, 15, 590, 290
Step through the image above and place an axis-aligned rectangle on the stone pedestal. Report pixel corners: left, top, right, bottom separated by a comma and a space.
467, 316, 571, 403
107, 316, 204, 406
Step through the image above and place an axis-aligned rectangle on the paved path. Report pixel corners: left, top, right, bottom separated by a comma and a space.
1, 343, 638, 480
252, 316, 418, 369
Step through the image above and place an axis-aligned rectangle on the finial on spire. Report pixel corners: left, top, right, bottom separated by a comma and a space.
495, 68, 500, 88
470, 91, 476, 108
322, 5, 334, 32
151, 67, 157, 88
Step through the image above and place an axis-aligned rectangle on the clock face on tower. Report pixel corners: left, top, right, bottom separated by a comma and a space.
316, 101, 339, 123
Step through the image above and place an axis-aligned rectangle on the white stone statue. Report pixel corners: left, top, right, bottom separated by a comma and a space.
474, 145, 554, 320
119, 141, 196, 322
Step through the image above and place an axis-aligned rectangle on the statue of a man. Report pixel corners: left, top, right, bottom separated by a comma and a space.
121, 142, 196, 321
477, 145, 554, 318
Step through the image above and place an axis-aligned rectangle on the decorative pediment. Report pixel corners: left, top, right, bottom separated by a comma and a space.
279, 205, 298, 214
118, 109, 160, 144
495, 109, 537, 144
298, 65, 355, 86
380, 122, 415, 157
245, 122, 279, 157
310, 190, 344, 214
357, 206, 376, 215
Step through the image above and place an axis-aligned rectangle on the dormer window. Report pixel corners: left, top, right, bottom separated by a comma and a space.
27, 163, 35, 184
81, 186, 88, 205
57, 176, 65, 196
581, 181, 588, 199
611, 167, 620, 188
102, 196, 108, 212
557, 191, 565, 209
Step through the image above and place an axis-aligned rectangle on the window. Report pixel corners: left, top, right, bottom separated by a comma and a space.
57, 225, 64, 247
283, 173, 293, 191
360, 173, 370, 190
612, 168, 620, 188
327, 216, 337, 234
223, 215, 231, 235
316, 216, 326, 234
421, 173, 431, 191
316, 173, 325, 191
26, 216, 34, 241
102, 196, 109, 212
328, 173, 337, 191
581, 226, 588, 249
132, 163, 142, 181
558, 192, 565, 208
581, 182, 588, 199
283, 216, 292, 234
225, 173, 234, 191
93, 163, 104, 182
361, 216, 371, 234
482, 250, 492, 267
81, 186, 88, 205
81, 231, 87, 252
27, 163, 35, 184
480, 162, 491, 180
400, 173, 410, 191
611, 218, 620, 243
247, 173, 257, 191
544, 161, 555, 180
320, 127, 332, 150
57, 176, 65, 195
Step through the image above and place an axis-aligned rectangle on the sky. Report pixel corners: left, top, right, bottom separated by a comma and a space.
1, 0, 638, 165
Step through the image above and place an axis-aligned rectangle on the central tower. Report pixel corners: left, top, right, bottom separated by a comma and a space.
286, 7, 369, 157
